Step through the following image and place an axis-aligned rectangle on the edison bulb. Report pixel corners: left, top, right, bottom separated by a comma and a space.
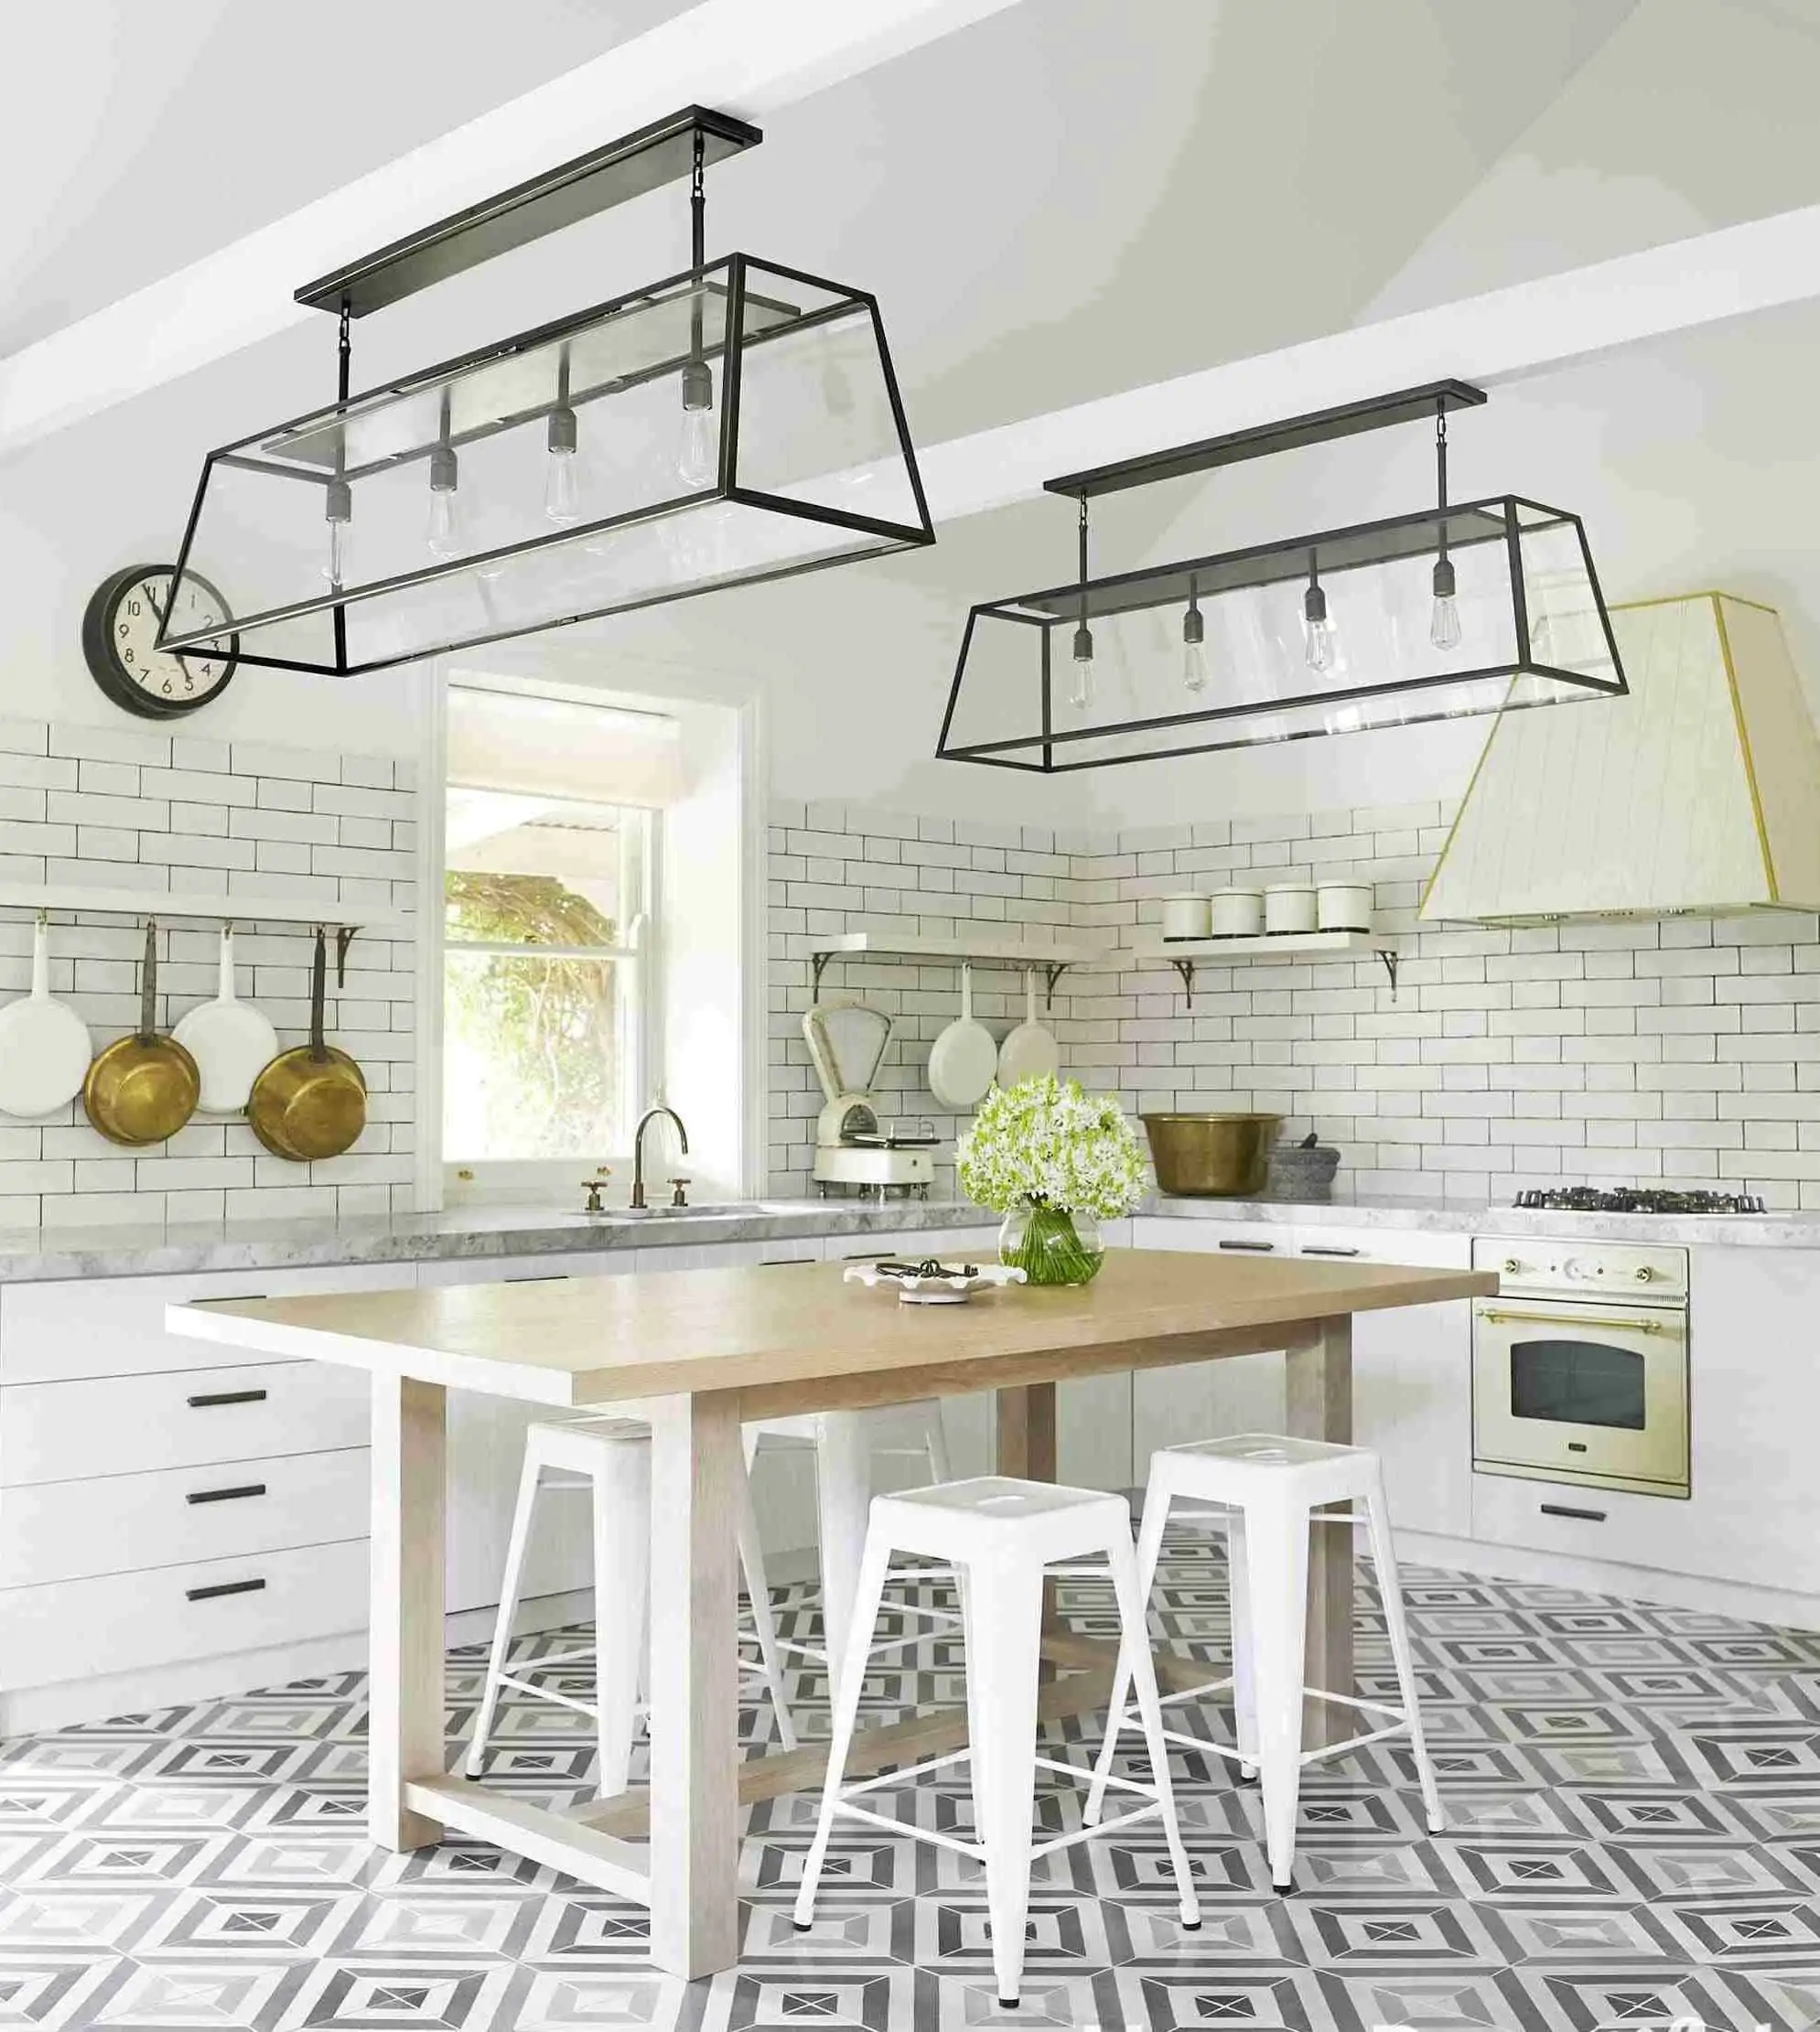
323, 478, 352, 587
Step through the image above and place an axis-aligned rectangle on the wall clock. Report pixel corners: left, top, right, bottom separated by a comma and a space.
81, 564, 239, 720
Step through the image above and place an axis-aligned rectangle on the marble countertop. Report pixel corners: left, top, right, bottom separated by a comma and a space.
0, 1198, 997, 1284
1144, 1190, 1820, 1249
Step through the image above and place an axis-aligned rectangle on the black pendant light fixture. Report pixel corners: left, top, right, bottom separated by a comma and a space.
937, 381, 1627, 773
156, 108, 933, 679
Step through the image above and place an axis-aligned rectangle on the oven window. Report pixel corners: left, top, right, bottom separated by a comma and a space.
1509, 1339, 1646, 1430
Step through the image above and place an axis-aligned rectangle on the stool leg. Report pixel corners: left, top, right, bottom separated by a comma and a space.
1243, 1502, 1309, 1894
814, 1412, 872, 1703
593, 1444, 650, 1799
735, 1458, 798, 1751
964, 1564, 1045, 2007
1106, 1532, 1201, 1930
1085, 1476, 1170, 1825
1227, 1511, 1259, 1783
464, 1448, 542, 1777
792, 1528, 894, 1931
1363, 1481, 1443, 1834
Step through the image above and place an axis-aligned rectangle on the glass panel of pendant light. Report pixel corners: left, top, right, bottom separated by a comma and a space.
937, 497, 1624, 772
157, 256, 932, 678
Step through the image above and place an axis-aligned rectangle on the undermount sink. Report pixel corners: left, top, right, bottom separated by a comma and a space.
596, 1200, 785, 1220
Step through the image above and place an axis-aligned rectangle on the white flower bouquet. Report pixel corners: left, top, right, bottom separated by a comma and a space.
955, 1075, 1147, 1285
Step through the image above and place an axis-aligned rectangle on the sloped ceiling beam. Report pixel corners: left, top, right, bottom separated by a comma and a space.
0, 0, 1026, 456
917, 200, 1820, 521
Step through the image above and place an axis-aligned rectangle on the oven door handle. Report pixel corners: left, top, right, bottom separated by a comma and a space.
1476, 1304, 1675, 1336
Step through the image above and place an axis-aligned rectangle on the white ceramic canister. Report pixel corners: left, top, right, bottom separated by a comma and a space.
1160, 894, 1212, 941
1209, 887, 1265, 938
1263, 882, 1318, 934
1317, 881, 1373, 932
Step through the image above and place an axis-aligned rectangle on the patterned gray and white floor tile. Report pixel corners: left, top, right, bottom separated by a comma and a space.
6, 1532, 1820, 2030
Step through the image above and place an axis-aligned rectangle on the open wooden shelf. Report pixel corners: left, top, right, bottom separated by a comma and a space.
0, 880, 410, 932
807, 930, 1106, 1008
1128, 929, 1399, 1003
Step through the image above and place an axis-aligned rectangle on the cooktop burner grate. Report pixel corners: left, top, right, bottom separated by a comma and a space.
1512, 1187, 1767, 1214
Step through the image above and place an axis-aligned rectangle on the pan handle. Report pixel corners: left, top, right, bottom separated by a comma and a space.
137, 919, 158, 1045
308, 928, 328, 1062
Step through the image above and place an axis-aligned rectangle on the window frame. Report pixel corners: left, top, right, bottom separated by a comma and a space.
439, 767, 662, 1203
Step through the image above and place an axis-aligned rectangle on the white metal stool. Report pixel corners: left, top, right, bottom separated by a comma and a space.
746, 1403, 953, 1686
1086, 1433, 1442, 1894
794, 1476, 1200, 2007
465, 1414, 796, 1795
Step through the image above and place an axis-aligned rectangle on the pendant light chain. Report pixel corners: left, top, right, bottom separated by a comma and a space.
1429, 395, 1462, 649
1070, 492, 1094, 708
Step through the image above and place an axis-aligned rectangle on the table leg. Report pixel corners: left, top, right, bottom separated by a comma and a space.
996, 1383, 1061, 1668
646, 1389, 742, 1982
995, 1381, 1057, 1481
814, 1410, 872, 1705
370, 1374, 447, 1852
1286, 1316, 1353, 1750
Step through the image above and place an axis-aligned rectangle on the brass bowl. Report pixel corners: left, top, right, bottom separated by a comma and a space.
1140, 1111, 1283, 1197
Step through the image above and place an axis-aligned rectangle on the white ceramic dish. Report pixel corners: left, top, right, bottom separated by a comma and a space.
1264, 883, 1318, 934
0, 919, 92, 1120
843, 1259, 1028, 1306
996, 969, 1060, 1086
174, 927, 280, 1113
1209, 887, 1264, 937
927, 963, 998, 1110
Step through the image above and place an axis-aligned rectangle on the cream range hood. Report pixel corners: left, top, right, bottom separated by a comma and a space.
1420, 592, 1820, 925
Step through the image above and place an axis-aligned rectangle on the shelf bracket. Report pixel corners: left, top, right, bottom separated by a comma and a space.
1042, 962, 1069, 1011
1170, 956, 1196, 1009
811, 950, 834, 999
1376, 948, 1399, 998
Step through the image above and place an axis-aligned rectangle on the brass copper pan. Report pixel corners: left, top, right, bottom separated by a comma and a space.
247, 928, 367, 1161
83, 920, 201, 1146
1139, 1110, 1283, 1197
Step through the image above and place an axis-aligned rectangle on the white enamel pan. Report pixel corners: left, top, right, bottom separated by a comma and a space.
926, 962, 999, 1111
174, 926, 279, 1114
997, 968, 1060, 1086
0, 917, 92, 1119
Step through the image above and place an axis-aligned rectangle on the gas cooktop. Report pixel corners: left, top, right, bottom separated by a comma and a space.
1512, 1187, 1767, 1215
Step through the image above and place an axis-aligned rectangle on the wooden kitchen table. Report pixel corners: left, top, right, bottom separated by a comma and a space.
168, 1248, 1493, 1982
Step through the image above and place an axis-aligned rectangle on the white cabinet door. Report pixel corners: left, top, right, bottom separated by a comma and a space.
1292, 1225, 1474, 1541
420, 1253, 636, 1613
1129, 1218, 1295, 1467
1127, 1216, 1473, 1537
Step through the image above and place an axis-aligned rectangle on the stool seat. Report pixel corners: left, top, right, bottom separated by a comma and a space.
1087, 1430, 1442, 1894
793, 1475, 1198, 2007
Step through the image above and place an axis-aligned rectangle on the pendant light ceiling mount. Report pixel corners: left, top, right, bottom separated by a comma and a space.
939, 379, 1627, 773
157, 107, 932, 679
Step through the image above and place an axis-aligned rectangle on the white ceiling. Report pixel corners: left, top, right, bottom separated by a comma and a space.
0, 0, 687, 355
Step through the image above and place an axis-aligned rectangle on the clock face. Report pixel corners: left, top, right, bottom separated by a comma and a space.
82, 564, 240, 720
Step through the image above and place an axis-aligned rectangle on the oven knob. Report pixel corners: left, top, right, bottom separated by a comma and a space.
1634, 1265, 1653, 1283
1502, 1257, 1522, 1274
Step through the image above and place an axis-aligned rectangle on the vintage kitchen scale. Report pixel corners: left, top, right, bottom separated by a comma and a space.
803, 998, 940, 1197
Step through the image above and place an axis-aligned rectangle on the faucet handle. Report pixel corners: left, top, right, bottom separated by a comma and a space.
581, 1173, 610, 1215
668, 1176, 691, 1209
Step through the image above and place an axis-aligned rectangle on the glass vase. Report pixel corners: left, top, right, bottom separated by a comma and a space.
998, 1201, 1104, 1286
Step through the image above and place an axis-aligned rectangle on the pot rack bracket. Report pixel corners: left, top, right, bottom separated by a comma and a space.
806, 933, 1099, 1010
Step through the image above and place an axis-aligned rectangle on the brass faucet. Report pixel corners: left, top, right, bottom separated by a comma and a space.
630, 1104, 689, 1210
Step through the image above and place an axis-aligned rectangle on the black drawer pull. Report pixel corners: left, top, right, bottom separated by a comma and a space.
505, 1273, 569, 1284
187, 1388, 268, 1409
1217, 1239, 1276, 1253
186, 1482, 267, 1506
1541, 1501, 1607, 1522
187, 1577, 266, 1602
1300, 1245, 1362, 1258
212, 1294, 269, 1305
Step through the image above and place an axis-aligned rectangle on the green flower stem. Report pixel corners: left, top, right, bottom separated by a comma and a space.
1001, 1201, 1104, 1286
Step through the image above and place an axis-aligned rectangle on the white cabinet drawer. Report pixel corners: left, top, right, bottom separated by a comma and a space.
1470, 1468, 1696, 1573
0, 1262, 418, 1383
0, 1361, 370, 1486
0, 1447, 369, 1588
416, 1251, 632, 1287
0, 1536, 369, 1688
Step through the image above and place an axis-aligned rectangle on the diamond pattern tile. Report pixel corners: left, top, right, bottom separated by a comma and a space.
5, 1532, 1820, 2027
